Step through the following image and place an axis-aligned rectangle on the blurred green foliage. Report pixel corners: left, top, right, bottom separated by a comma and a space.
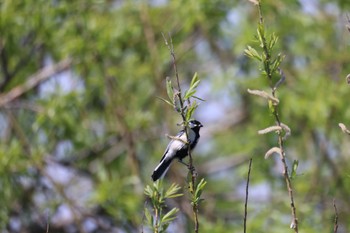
0, 0, 350, 232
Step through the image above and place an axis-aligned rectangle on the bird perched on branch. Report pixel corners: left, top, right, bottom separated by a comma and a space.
151, 120, 203, 181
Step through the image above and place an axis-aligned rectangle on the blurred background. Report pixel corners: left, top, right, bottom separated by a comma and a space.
1, 0, 350, 232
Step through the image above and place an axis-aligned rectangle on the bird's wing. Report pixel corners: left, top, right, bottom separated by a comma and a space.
159, 130, 187, 162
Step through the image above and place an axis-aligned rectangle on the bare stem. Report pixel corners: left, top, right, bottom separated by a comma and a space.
333, 199, 338, 233
162, 33, 199, 233
244, 158, 252, 233
277, 123, 298, 232
154, 203, 159, 233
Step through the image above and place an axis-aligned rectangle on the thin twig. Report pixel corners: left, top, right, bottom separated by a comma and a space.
162, 33, 199, 233
154, 201, 159, 233
0, 42, 12, 89
256, 3, 299, 232
244, 158, 252, 233
333, 199, 338, 233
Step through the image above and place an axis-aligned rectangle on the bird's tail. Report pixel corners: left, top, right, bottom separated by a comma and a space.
151, 158, 173, 182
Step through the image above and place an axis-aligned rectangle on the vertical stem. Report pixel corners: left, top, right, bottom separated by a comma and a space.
244, 158, 253, 233
154, 203, 159, 233
256, 3, 299, 232
333, 199, 338, 233
162, 33, 199, 233
277, 126, 298, 232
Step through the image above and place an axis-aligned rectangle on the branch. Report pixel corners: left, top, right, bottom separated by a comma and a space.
162, 34, 200, 233
256, 3, 299, 231
333, 199, 338, 233
0, 43, 12, 89
247, 2, 299, 231
243, 158, 252, 233
0, 58, 72, 107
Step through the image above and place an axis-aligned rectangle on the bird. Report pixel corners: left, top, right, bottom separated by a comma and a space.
151, 120, 203, 182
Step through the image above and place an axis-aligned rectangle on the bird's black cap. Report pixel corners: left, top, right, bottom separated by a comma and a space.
189, 120, 203, 129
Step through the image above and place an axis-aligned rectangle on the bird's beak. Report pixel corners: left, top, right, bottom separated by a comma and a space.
199, 123, 203, 128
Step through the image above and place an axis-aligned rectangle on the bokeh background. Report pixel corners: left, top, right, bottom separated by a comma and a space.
1, 0, 350, 232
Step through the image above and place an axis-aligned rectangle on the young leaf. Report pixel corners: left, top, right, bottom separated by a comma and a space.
184, 84, 198, 100
185, 102, 198, 121
166, 77, 174, 101
192, 95, 205, 101
194, 178, 207, 200
184, 73, 201, 100
244, 46, 262, 61
257, 22, 265, 47
164, 183, 183, 199
190, 72, 199, 87
144, 208, 153, 225
268, 33, 278, 50
271, 53, 284, 73
157, 96, 174, 107
291, 159, 299, 179
173, 93, 181, 113
184, 89, 196, 100
144, 185, 153, 197
161, 208, 179, 224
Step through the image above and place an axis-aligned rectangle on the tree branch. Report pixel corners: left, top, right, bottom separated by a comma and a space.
244, 158, 252, 233
0, 43, 12, 89
162, 33, 200, 233
333, 199, 338, 233
0, 58, 72, 107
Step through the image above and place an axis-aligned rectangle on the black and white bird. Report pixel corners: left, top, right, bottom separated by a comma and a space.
151, 120, 203, 182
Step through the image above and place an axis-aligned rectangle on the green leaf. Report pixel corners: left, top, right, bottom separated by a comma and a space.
161, 207, 179, 223
291, 160, 299, 179
192, 95, 205, 101
173, 93, 182, 113
144, 208, 153, 225
153, 180, 163, 197
190, 72, 199, 87
184, 73, 201, 100
257, 22, 265, 47
194, 178, 207, 200
268, 33, 278, 50
185, 102, 198, 121
164, 183, 183, 199
271, 53, 284, 73
144, 185, 153, 197
166, 77, 174, 101
156, 96, 174, 107
184, 89, 196, 100
244, 45, 262, 61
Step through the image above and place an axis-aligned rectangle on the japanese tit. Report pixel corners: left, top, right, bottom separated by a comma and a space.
151, 120, 203, 181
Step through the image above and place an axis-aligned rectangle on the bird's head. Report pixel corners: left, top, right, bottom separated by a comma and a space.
188, 120, 203, 130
